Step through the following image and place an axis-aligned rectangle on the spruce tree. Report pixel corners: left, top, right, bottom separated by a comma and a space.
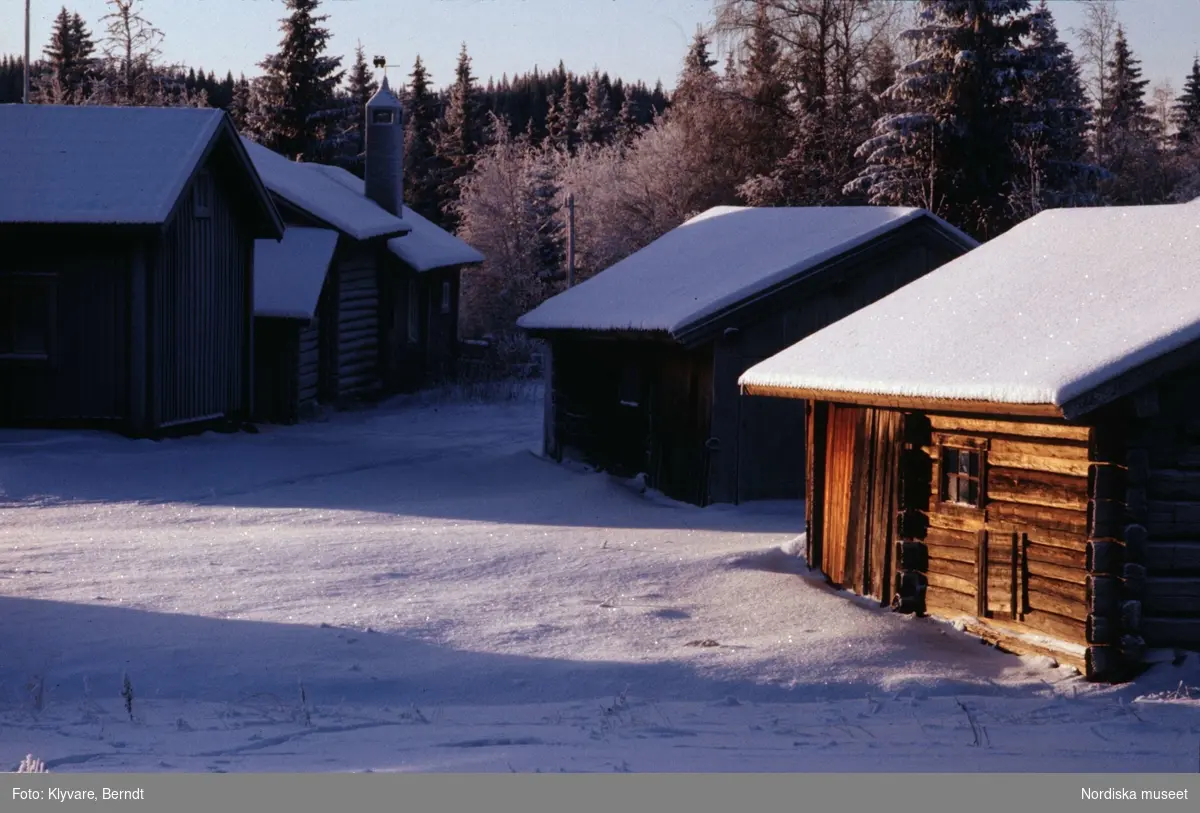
1014, 0, 1097, 210
1098, 26, 1161, 203
338, 43, 378, 174
577, 70, 615, 146
847, 0, 1035, 240
617, 95, 641, 148
737, 1, 791, 187
41, 7, 96, 103
246, 0, 345, 160
1172, 58, 1200, 148
405, 55, 442, 223
435, 43, 483, 230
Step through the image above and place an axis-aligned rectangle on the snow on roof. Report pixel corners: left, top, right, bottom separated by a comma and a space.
740, 203, 1200, 412
253, 227, 339, 319
241, 137, 409, 241
306, 163, 484, 271
516, 206, 972, 336
0, 104, 225, 225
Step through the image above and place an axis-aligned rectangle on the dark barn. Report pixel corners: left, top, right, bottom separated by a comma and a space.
245, 79, 483, 424
740, 204, 1200, 680
0, 104, 283, 437
519, 206, 976, 507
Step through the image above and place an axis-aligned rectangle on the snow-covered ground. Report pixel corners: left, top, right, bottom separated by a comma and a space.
0, 389, 1197, 773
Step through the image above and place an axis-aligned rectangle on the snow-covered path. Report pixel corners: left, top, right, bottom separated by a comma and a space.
0, 391, 1197, 773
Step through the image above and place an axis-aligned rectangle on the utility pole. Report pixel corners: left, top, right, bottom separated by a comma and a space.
24, 0, 32, 104
566, 192, 575, 288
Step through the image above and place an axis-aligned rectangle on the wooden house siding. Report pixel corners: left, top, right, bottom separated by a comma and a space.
150, 163, 251, 428
334, 244, 381, 401
0, 243, 129, 425
298, 320, 320, 409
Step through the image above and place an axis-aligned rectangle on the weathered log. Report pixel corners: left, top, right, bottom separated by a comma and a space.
922, 585, 974, 617
925, 542, 973, 566
1090, 499, 1125, 540
1123, 563, 1148, 599
1134, 386, 1160, 418
928, 556, 975, 583
1086, 540, 1122, 574
987, 467, 1089, 512
928, 508, 984, 534
1147, 500, 1200, 537
896, 540, 928, 571
1120, 600, 1142, 633
1027, 542, 1086, 569
1088, 575, 1118, 614
1087, 614, 1113, 645
1125, 487, 1148, 524
987, 448, 1090, 477
927, 415, 1091, 442
1123, 448, 1152, 486
1142, 541, 1200, 572
1086, 646, 1113, 681
925, 570, 975, 596
1118, 634, 1147, 664
989, 501, 1089, 535
924, 526, 976, 551
1028, 558, 1085, 584
1147, 469, 1200, 501
1140, 616, 1200, 647
1124, 524, 1148, 561
1019, 609, 1087, 644
1027, 582, 1088, 622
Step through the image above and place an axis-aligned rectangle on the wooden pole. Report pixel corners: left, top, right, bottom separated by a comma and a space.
24, 0, 32, 104
566, 192, 575, 288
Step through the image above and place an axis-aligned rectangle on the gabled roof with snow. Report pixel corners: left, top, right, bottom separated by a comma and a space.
516, 206, 975, 338
0, 104, 279, 234
254, 227, 339, 319
241, 137, 409, 241
306, 163, 485, 271
739, 203, 1200, 418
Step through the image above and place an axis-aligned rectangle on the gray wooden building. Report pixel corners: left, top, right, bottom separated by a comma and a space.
518, 206, 977, 507
0, 104, 283, 436
739, 202, 1200, 680
245, 78, 483, 424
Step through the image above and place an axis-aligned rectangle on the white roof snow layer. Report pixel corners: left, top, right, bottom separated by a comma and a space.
739, 203, 1200, 410
0, 104, 224, 225
253, 227, 340, 319
241, 138, 409, 241
306, 163, 485, 271
516, 206, 969, 335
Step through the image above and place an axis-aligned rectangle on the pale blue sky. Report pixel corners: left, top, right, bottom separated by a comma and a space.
0, 0, 1195, 94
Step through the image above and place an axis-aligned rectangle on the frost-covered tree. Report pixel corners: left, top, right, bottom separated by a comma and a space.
616, 95, 642, 148
230, 74, 251, 130
734, 1, 791, 186
245, 0, 345, 161
404, 55, 443, 223
1172, 58, 1200, 149
1098, 27, 1164, 203
435, 43, 483, 230
1010, 0, 1099, 213
847, 0, 1034, 240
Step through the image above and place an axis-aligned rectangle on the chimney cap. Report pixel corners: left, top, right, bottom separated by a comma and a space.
368, 76, 404, 110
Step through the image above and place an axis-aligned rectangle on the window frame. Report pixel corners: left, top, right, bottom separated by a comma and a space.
933, 433, 989, 511
371, 109, 396, 125
0, 272, 57, 364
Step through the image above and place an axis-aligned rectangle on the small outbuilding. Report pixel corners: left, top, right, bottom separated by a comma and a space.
0, 104, 283, 436
245, 78, 483, 424
518, 205, 976, 506
739, 203, 1200, 680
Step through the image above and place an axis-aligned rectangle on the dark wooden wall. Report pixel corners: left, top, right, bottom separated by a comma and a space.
150, 153, 252, 429
708, 222, 969, 505
0, 239, 130, 426
334, 242, 381, 401
1100, 363, 1200, 658
547, 337, 713, 505
381, 263, 462, 394
252, 317, 302, 424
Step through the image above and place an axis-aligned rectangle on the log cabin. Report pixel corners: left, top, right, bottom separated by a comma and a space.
245, 79, 483, 424
739, 203, 1200, 680
0, 104, 283, 436
518, 206, 976, 506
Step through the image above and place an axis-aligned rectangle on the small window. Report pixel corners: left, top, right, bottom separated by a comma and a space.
193, 169, 212, 218
407, 278, 420, 343
940, 446, 983, 507
372, 109, 396, 124
440, 280, 451, 314
0, 274, 55, 362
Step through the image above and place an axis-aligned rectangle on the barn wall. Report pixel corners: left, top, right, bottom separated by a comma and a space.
252, 317, 302, 424
896, 413, 1097, 670
150, 155, 251, 429
0, 239, 130, 426
334, 241, 381, 401
1105, 364, 1200, 657
298, 319, 320, 411
381, 264, 461, 394
709, 223, 968, 505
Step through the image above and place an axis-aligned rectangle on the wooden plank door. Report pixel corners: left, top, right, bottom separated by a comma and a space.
822, 404, 859, 586
976, 531, 1027, 621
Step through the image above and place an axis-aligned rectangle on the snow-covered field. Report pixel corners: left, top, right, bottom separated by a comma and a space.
1, 389, 1197, 773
